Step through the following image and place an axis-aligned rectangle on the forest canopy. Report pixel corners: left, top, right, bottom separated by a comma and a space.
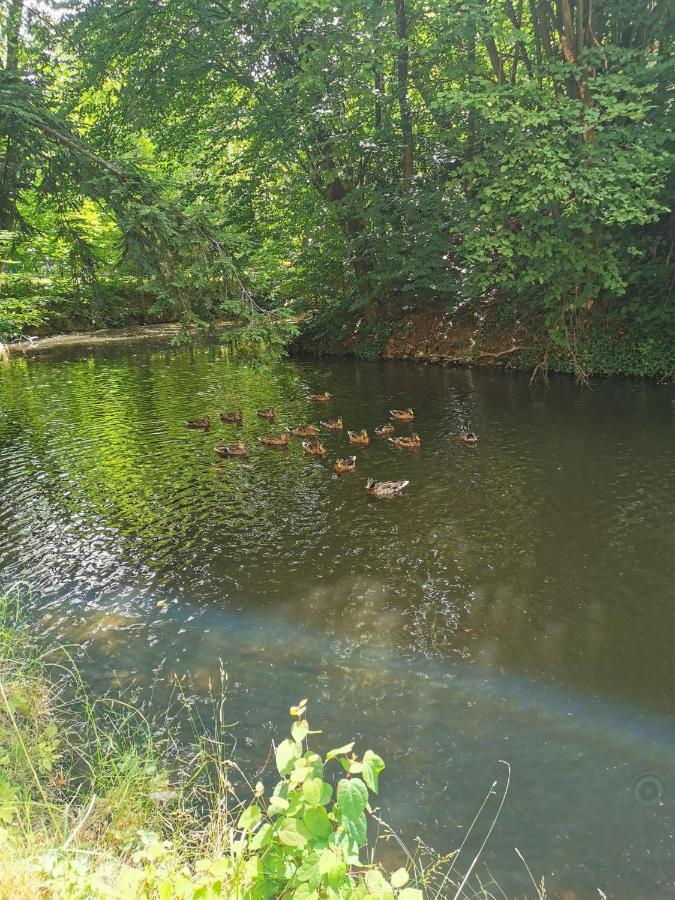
0, 0, 673, 376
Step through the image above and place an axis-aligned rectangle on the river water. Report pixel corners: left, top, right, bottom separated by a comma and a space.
1, 339, 674, 897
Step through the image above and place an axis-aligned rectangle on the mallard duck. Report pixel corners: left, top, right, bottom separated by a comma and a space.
320, 418, 343, 430
334, 455, 356, 474
302, 441, 327, 456
390, 408, 414, 421
365, 478, 409, 498
457, 431, 478, 445
286, 425, 318, 438
389, 433, 421, 449
186, 416, 211, 429
214, 441, 248, 457
220, 409, 242, 424
374, 424, 395, 437
348, 429, 370, 446
257, 408, 275, 419
310, 391, 332, 402
258, 434, 289, 447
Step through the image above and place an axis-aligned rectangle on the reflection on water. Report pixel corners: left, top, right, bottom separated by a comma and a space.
1, 341, 675, 897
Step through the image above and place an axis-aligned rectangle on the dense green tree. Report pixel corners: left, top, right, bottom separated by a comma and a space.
1, 0, 673, 376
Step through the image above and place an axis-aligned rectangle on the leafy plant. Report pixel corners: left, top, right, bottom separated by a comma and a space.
205, 697, 417, 899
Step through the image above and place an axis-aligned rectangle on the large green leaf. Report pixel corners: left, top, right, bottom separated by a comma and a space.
303, 805, 331, 840
237, 803, 261, 831
344, 812, 367, 846
336, 777, 368, 820
276, 738, 302, 776
325, 742, 354, 760
278, 818, 309, 848
362, 750, 385, 794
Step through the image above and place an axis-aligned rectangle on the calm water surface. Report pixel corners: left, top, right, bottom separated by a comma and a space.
1, 341, 674, 898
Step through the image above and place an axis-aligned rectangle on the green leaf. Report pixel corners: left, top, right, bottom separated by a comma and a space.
276, 738, 302, 776
319, 781, 333, 805
336, 778, 368, 820
295, 853, 321, 885
325, 742, 354, 760
237, 804, 261, 832
319, 847, 346, 878
292, 886, 319, 900
302, 777, 323, 806
365, 869, 392, 896
362, 750, 385, 794
304, 805, 331, 840
391, 868, 409, 889
344, 812, 367, 846
278, 818, 309, 848
292, 719, 309, 743
397, 890, 423, 900
250, 822, 273, 850
0, 782, 18, 824
268, 796, 290, 816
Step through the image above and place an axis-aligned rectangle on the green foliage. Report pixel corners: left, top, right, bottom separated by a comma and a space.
208, 699, 411, 899
0, 0, 672, 375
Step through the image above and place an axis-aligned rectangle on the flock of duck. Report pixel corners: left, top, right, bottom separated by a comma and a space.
186, 391, 478, 498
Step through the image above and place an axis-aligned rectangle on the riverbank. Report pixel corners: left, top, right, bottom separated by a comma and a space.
296, 304, 675, 382
0, 323, 210, 356
4, 308, 672, 382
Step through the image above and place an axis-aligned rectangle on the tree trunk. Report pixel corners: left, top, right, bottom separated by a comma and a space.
395, 0, 414, 214
0, 0, 25, 231
374, 0, 383, 129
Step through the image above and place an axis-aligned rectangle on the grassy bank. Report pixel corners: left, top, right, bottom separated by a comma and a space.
1, 590, 518, 899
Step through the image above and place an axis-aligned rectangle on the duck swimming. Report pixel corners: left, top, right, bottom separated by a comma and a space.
389, 433, 421, 449
310, 391, 332, 402
365, 478, 409, 498
214, 441, 248, 457
258, 434, 289, 447
348, 429, 370, 445
374, 424, 395, 437
457, 431, 478, 445
186, 416, 211, 429
390, 408, 414, 421
287, 425, 318, 438
334, 456, 357, 474
320, 418, 343, 430
220, 409, 242, 424
302, 441, 327, 456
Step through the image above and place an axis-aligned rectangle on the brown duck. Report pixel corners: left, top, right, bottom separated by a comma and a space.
186, 417, 211, 429
334, 456, 357, 474
257, 408, 275, 419
365, 478, 409, 498
320, 418, 343, 430
309, 391, 332, 402
457, 431, 478, 446
302, 441, 327, 456
287, 425, 318, 438
348, 429, 370, 446
214, 441, 248, 457
220, 409, 242, 424
258, 434, 289, 447
390, 408, 414, 422
389, 433, 421, 450
374, 424, 395, 437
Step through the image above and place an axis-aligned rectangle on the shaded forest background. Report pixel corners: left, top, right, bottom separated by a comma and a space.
0, 0, 673, 377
